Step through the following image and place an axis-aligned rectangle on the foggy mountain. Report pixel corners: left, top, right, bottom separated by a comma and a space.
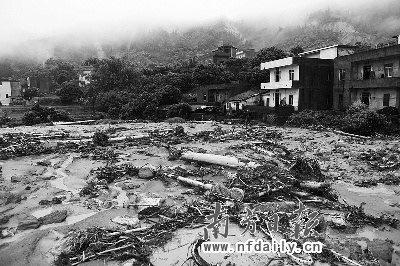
1, 2, 400, 77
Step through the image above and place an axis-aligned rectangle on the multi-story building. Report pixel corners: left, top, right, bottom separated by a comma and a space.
333, 37, 400, 110
260, 45, 356, 111
0, 79, 21, 105
194, 44, 237, 65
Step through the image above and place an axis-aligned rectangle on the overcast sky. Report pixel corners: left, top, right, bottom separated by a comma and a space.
0, 0, 391, 50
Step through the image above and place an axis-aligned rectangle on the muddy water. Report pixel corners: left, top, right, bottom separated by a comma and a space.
333, 181, 400, 219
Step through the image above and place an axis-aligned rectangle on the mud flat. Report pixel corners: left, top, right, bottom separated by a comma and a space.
0, 121, 399, 266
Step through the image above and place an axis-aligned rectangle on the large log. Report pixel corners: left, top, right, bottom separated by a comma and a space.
333, 130, 370, 140
181, 152, 260, 168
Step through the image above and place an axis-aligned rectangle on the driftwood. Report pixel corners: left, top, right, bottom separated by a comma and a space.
181, 152, 260, 168
53, 120, 96, 125
167, 174, 244, 201
298, 181, 330, 190
333, 130, 370, 140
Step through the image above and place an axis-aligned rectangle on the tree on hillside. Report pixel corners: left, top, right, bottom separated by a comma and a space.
57, 81, 83, 104
289, 46, 304, 56
251, 47, 288, 68
89, 57, 142, 93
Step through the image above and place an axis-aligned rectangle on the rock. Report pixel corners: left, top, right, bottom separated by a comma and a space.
5, 193, 22, 205
10, 176, 24, 183
0, 215, 10, 225
17, 214, 41, 230
138, 167, 154, 179
111, 215, 140, 228
37, 160, 51, 166
134, 197, 164, 215
38, 210, 68, 225
1, 228, 15, 238
367, 239, 394, 263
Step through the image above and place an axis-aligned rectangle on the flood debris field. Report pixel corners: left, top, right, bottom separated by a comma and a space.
0, 121, 399, 266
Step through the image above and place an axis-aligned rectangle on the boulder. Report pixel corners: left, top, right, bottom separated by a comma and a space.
17, 214, 41, 230
138, 168, 154, 179
0, 215, 10, 225
5, 193, 22, 205
11, 176, 24, 183
111, 215, 140, 228
38, 210, 68, 225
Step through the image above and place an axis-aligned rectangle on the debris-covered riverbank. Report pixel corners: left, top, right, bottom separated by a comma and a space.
0, 121, 399, 266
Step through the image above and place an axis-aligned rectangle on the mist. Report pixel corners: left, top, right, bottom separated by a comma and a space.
1, 0, 399, 62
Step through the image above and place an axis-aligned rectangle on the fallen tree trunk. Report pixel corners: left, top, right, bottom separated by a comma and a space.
167, 174, 244, 201
181, 152, 260, 168
333, 130, 370, 140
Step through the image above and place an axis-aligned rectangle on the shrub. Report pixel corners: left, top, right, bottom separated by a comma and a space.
340, 102, 387, 136
286, 110, 342, 129
22, 104, 73, 126
377, 106, 399, 116
166, 103, 192, 119
92, 131, 109, 146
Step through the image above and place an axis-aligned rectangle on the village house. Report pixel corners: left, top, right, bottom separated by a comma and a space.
27, 76, 51, 94
235, 49, 256, 59
194, 44, 237, 65
225, 89, 263, 111
192, 83, 253, 110
74, 65, 93, 87
0, 79, 21, 106
333, 36, 400, 110
260, 45, 357, 111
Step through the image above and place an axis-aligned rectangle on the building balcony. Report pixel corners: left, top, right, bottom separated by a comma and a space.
261, 80, 300, 90
350, 77, 400, 89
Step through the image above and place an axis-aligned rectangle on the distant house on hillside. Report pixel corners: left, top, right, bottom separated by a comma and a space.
74, 65, 93, 87
333, 35, 400, 110
235, 49, 256, 59
194, 44, 237, 65
0, 79, 21, 106
260, 44, 357, 111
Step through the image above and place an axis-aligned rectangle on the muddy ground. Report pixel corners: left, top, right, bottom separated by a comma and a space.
0, 121, 399, 266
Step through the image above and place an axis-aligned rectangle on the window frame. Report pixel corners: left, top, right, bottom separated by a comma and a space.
384, 63, 393, 78
275, 67, 280, 82
288, 95, 294, 105
289, 70, 294, 81
338, 69, 346, 81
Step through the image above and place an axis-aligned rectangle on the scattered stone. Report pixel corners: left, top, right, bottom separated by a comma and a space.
38, 210, 68, 225
17, 214, 41, 230
111, 215, 140, 228
39, 197, 63, 205
134, 197, 164, 215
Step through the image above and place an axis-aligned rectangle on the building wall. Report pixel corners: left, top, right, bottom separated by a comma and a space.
261, 57, 333, 110
10, 81, 21, 98
261, 65, 300, 90
333, 45, 400, 110
195, 84, 252, 104
261, 88, 300, 111
0, 81, 12, 105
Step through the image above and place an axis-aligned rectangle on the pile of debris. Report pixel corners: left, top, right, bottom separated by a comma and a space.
54, 206, 205, 266
359, 147, 400, 170
0, 133, 54, 160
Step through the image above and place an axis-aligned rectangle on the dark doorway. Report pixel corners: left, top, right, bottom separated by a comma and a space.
338, 94, 344, 109
274, 93, 280, 107
363, 65, 372, 80
235, 102, 240, 110
361, 92, 370, 105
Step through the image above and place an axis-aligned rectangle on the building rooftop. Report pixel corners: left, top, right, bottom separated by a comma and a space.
228, 90, 263, 102
298, 44, 357, 56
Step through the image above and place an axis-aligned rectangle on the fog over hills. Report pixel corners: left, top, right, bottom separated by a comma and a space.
1, 0, 399, 77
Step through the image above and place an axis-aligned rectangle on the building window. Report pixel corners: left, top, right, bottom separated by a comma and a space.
203, 94, 207, 101
384, 64, 393, 77
327, 72, 332, 81
289, 95, 293, 105
275, 67, 280, 82
266, 98, 270, 107
383, 94, 390, 106
338, 69, 346, 80
5, 94, 9, 98
289, 70, 294, 81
